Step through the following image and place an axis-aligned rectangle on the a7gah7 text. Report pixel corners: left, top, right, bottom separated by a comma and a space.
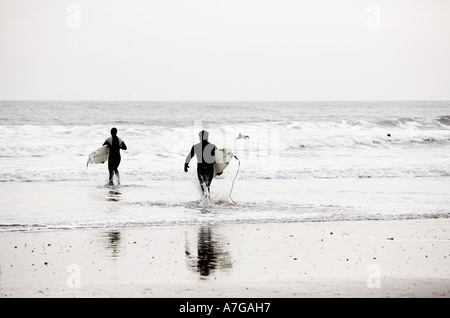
179, 302, 270, 315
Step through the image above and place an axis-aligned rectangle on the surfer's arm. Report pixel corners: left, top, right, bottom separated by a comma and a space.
184, 146, 195, 172
185, 146, 195, 164
120, 141, 127, 150
103, 141, 111, 147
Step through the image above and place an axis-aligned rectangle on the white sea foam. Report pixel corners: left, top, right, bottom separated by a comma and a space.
0, 120, 448, 182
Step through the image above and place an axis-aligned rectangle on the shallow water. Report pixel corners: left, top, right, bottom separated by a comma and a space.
0, 177, 448, 232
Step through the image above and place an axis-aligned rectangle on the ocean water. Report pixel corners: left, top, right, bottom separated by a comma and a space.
0, 101, 449, 231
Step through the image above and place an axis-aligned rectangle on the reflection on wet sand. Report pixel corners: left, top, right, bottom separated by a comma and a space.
107, 189, 121, 202
104, 230, 122, 258
185, 226, 233, 278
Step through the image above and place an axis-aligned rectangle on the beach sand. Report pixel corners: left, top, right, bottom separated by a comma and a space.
1, 218, 449, 298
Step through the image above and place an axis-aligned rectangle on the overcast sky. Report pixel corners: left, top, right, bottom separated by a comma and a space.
1, 0, 449, 101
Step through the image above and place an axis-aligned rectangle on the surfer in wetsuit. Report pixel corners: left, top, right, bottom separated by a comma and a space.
184, 130, 217, 198
103, 127, 127, 186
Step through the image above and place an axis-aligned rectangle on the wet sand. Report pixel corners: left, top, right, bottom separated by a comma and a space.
1, 218, 449, 297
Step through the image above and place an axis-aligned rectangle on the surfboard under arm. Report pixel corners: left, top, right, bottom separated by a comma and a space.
213, 148, 233, 178
87, 145, 110, 168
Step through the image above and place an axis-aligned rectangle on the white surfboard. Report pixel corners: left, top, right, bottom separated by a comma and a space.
213, 148, 233, 178
87, 145, 109, 167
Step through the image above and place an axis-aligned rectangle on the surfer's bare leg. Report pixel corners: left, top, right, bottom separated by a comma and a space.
199, 176, 205, 195
205, 168, 213, 197
197, 168, 213, 199
205, 184, 211, 199
197, 173, 207, 198
202, 184, 210, 200
205, 178, 211, 197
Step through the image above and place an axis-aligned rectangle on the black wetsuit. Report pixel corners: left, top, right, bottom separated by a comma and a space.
103, 136, 127, 184
185, 141, 217, 195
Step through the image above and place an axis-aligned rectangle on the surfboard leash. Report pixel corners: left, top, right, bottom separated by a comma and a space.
85, 163, 90, 181
230, 155, 240, 204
